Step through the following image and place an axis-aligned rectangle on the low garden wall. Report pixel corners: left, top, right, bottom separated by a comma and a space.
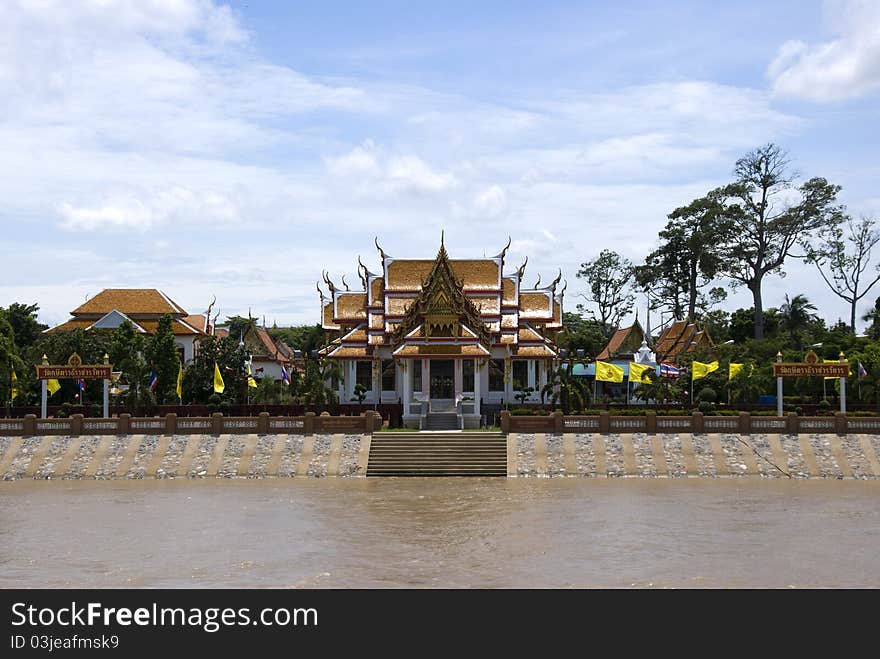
501, 410, 878, 435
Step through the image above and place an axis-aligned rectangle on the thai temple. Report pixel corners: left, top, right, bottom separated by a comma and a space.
317, 235, 565, 428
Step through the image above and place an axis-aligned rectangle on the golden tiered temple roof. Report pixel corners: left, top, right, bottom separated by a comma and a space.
318, 235, 564, 359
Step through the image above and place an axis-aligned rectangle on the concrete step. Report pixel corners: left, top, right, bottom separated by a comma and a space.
367, 432, 508, 477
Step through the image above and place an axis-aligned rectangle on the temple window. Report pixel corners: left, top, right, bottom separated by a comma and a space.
489, 359, 505, 392
381, 359, 395, 391
512, 361, 528, 390
463, 359, 475, 392
356, 361, 372, 389
413, 359, 423, 391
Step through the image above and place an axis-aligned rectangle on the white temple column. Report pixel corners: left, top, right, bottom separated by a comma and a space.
474, 359, 482, 416
402, 360, 411, 416
421, 359, 430, 398
528, 360, 536, 389
454, 359, 463, 400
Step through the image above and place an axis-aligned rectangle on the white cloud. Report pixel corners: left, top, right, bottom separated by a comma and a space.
326, 143, 456, 196
59, 187, 239, 231
473, 185, 508, 218
768, 0, 880, 101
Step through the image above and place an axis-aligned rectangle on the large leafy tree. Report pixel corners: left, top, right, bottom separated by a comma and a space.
635, 194, 730, 322
576, 249, 634, 334
3, 303, 47, 353
715, 143, 845, 339
805, 216, 880, 333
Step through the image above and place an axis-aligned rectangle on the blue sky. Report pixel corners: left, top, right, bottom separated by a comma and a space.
1, 0, 879, 330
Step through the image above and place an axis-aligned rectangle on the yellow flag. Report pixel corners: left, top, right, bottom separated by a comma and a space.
213, 362, 225, 394
628, 362, 654, 383
595, 361, 624, 383
10, 369, 18, 400
824, 359, 851, 380
729, 363, 744, 380
47, 378, 61, 395
176, 364, 183, 399
691, 360, 719, 380
247, 362, 258, 388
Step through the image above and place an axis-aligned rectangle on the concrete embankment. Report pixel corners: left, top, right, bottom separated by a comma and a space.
0, 432, 878, 480
0, 433, 368, 481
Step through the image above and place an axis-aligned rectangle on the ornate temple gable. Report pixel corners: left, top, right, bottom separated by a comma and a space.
518, 269, 563, 320
379, 235, 509, 292
390, 237, 492, 348
333, 292, 367, 322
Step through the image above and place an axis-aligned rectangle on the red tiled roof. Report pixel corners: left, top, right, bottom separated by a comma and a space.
597, 320, 645, 360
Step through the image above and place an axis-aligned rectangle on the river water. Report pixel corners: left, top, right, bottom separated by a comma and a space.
1, 479, 878, 588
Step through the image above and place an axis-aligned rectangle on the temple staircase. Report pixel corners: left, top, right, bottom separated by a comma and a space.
423, 412, 460, 430
366, 432, 507, 477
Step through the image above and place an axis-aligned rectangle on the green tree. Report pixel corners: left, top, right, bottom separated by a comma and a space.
559, 312, 606, 358
631, 370, 684, 406
862, 296, 880, 340
715, 143, 845, 339
183, 334, 248, 405
270, 324, 323, 355
109, 320, 148, 413
779, 294, 818, 351
541, 359, 592, 414
298, 358, 339, 407
2, 303, 47, 353
145, 314, 181, 404
635, 194, 730, 322
576, 249, 634, 334
805, 216, 880, 333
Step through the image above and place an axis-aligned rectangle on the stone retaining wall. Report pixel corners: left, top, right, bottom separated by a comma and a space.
506, 432, 880, 479
0, 434, 370, 481
1, 432, 879, 480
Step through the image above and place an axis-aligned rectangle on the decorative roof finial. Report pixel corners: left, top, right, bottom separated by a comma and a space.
559, 279, 567, 297
515, 256, 528, 280
341, 274, 350, 291
322, 270, 337, 295
533, 274, 542, 288
494, 236, 512, 260
548, 268, 562, 290
374, 237, 389, 261
316, 281, 325, 302
358, 255, 375, 279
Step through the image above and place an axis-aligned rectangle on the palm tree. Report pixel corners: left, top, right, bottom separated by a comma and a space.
541, 359, 592, 414
779, 294, 817, 351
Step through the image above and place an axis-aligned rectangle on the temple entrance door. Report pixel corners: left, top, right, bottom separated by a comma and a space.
429, 360, 454, 400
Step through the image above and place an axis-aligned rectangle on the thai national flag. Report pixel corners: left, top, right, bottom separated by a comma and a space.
858, 361, 868, 377
148, 372, 158, 391
77, 378, 86, 392
280, 364, 291, 386
659, 362, 680, 378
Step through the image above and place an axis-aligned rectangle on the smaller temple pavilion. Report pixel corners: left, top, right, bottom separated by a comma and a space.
318, 235, 565, 428
46, 289, 210, 362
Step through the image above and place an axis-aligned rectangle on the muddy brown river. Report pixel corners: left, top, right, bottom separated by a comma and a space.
1, 479, 878, 588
